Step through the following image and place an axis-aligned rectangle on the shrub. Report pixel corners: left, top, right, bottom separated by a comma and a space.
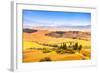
42, 48, 51, 53
52, 44, 58, 47
56, 49, 64, 54
40, 57, 52, 62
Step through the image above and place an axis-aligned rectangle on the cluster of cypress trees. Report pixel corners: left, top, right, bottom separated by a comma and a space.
57, 42, 82, 54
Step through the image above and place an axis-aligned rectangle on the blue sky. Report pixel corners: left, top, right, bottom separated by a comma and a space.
23, 10, 91, 27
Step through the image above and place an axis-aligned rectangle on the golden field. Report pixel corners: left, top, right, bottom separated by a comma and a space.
22, 29, 91, 63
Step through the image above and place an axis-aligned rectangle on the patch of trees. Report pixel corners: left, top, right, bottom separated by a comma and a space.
23, 28, 37, 33
56, 42, 82, 54
41, 42, 82, 54
28, 41, 82, 54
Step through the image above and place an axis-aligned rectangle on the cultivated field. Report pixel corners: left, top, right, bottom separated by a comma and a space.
23, 29, 91, 63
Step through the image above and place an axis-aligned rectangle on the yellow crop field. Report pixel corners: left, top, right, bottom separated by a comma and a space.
23, 30, 91, 63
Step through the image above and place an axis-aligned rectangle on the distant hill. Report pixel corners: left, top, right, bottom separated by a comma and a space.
24, 25, 91, 29
45, 31, 91, 40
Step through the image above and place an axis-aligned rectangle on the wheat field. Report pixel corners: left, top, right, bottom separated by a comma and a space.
22, 29, 91, 63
